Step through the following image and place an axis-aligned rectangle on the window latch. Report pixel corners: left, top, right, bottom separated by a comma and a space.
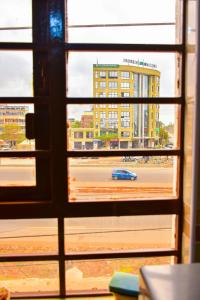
25, 113, 35, 140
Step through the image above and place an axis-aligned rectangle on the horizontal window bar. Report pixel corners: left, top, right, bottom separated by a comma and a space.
0, 255, 58, 262
0, 97, 49, 104
65, 43, 184, 52
65, 249, 178, 260
66, 97, 183, 105
0, 42, 33, 50
67, 150, 181, 157
64, 200, 180, 216
0, 250, 177, 262
0, 200, 181, 218
0, 150, 49, 158
68, 22, 176, 29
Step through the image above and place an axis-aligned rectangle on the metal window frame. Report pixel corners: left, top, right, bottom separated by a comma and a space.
0, 0, 186, 298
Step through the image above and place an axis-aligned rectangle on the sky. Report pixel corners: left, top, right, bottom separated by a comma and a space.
0, 0, 177, 125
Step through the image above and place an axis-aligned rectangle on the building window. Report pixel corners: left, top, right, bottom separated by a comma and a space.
99, 71, 106, 78
108, 92, 118, 97
121, 82, 130, 89
108, 71, 118, 78
108, 112, 118, 119
108, 81, 118, 89
86, 132, 93, 138
133, 73, 139, 97
74, 132, 83, 139
121, 131, 130, 137
108, 104, 118, 108
121, 92, 130, 97
121, 71, 130, 79
99, 92, 106, 97
121, 104, 130, 108
99, 81, 106, 89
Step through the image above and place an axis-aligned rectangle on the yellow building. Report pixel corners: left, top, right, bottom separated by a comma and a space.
93, 63, 160, 149
70, 62, 160, 150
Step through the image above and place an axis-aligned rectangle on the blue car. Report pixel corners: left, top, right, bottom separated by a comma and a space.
112, 168, 137, 181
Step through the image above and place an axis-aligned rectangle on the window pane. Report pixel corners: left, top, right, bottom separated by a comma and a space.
0, 0, 32, 42
67, 104, 178, 150
65, 257, 173, 293
0, 261, 59, 295
66, 0, 182, 44
65, 215, 175, 253
67, 52, 180, 97
0, 158, 35, 186
0, 51, 33, 96
0, 219, 58, 255
0, 104, 35, 151
68, 156, 178, 202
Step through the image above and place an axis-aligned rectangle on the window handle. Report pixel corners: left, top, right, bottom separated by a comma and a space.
25, 113, 35, 140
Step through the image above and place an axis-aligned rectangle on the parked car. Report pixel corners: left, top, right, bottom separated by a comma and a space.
112, 168, 137, 181
122, 156, 137, 162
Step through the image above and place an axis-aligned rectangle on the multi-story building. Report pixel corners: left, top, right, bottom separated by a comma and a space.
93, 63, 160, 148
69, 62, 160, 150
0, 104, 28, 147
81, 111, 93, 128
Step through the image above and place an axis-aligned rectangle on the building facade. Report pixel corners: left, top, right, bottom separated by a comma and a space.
70, 63, 160, 150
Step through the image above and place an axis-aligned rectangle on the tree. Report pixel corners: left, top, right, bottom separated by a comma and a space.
71, 120, 81, 128
158, 122, 169, 146
96, 133, 118, 148
0, 124, 26, 146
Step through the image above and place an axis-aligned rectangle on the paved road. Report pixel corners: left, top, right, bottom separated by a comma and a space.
0, 164, 173, 185
70, 166, 172, 183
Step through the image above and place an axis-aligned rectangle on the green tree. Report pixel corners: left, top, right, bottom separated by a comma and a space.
158, 123, 169, 146
96, 133, 118, 148
0, 124, 25, 145
71, 120, 81, 128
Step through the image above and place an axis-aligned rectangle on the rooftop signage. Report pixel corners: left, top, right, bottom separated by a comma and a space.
93, 64, 119, 68
123, 58, 157, 69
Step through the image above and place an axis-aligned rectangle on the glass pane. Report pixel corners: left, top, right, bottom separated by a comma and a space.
0, 219, 58, 255
0, 51, 33, 96
0, 104, 35, 151
0, 158, 35, 186
0, 0, 32, 42
68, 156, 178, 202
0, 261, 59, 295
65, 215, 175, 253
66, 0, 182, 44
65, 257, 173, 293
67, 52, 180, 97
67, 104, 178, 150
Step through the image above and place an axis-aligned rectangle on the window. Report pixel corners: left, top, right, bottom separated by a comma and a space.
74, 132, 83, 138
99, 81, 106, 89
108, 104, 118, 108
108, 71, 118, 78
121, 82, 130, 89
121, 71, 130, 79
0, 0, 186, 298
108, 81, 118, 89
108, 92, 118, 97
121, 92, 130, 97
99, 71, 106, 78
121, 112, 130, 128
121, 104, 130, 108
108, 112, 118, 119
121, 131, 130, 137
99, 92, 106, 97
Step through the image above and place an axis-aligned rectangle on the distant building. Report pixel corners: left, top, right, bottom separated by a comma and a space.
81, 111, 93, 128
69, 62, 160, 150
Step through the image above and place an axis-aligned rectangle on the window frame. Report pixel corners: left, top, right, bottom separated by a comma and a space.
0, 0, 186, 298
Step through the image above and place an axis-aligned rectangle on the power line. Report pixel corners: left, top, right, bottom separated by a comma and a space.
0, 227, 171, 239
